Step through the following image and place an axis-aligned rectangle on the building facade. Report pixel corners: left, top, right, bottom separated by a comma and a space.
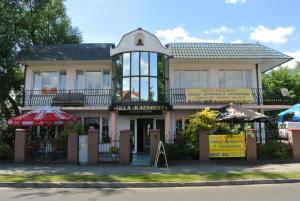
18, 28, 292, 155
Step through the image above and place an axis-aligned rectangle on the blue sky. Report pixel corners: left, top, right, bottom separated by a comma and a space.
65, 0, 300, 67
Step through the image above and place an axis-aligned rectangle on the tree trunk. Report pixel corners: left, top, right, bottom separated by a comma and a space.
7, 94, 20, 116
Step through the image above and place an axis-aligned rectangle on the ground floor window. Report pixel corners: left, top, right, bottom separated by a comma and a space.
82, 116, 110, 143
175, 115, 192, 135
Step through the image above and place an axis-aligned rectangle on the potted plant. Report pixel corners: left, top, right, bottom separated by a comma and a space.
110, 146, 119, 159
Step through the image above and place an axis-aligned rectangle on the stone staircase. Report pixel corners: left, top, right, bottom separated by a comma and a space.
131, 153, 151, 166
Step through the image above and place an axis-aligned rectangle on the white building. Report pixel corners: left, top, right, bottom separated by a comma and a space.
18, 28, 293, 155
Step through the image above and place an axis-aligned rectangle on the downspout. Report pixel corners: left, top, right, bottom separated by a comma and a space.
256, 64, 262, 143
22, 65, 28, 107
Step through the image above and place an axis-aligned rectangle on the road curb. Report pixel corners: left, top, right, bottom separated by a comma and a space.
1, 179, 300, 188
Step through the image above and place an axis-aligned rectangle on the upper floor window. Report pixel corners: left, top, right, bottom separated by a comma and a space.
218, 70, 252, 88
76, 70, 110, 90
33, 71, 66, 91
112, 52, 169, 102
174, 70, 208, 88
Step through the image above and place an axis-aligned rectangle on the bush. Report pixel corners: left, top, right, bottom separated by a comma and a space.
165, 143, 198, 161
110, 146, 119, 154
186, 108, 218, 147
257, 141, 293, 160
0, 142, 13, 160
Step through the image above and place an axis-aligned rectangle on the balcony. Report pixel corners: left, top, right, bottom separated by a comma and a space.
169, 88, 292, 106
24, 89, 112, 107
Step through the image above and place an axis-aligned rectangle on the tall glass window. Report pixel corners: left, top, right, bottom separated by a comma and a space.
141, 77, 149, 101
59, 71, 67, 90
112, 51, 169, 102
123, 53, 130, 76
103, 69, 111, 89
140, 52, 149, 76
131, 52, 139, 76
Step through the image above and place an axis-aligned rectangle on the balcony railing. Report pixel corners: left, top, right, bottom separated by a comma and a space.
24, 89, 112, 107
169, 88, 292, 105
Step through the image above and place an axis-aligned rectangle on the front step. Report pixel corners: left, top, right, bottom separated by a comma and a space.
131, 153, 151, 166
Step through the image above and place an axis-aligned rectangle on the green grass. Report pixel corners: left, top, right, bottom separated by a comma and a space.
1, 172, 300, 183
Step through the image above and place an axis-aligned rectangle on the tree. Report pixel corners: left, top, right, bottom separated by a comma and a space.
0, 0, 82, 118
262, 62, 300, 105
186, 108, 218, 147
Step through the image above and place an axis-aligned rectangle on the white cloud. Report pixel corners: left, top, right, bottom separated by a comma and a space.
250, 25, 295, 44
155, 27, 223, 44
231, 39, 243, 43
204, 26, 235, 34
225, 0, 246, 4
283, 50, 300, 68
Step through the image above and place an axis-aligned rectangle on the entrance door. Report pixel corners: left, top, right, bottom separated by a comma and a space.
137, 118, 153, 153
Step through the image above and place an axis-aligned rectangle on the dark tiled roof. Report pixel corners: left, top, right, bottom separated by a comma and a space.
166, 43, 292, 59
17, 43, 114, 61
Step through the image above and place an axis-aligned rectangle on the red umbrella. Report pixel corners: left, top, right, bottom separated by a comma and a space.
7, 106, 80, 126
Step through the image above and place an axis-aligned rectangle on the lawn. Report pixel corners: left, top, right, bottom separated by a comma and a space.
1, 172, 300, 183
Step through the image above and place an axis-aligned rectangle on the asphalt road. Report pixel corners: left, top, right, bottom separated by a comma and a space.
0, 183, 299, 201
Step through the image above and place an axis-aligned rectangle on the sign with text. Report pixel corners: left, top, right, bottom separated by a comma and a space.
185, 88, 254, 104
209, 134, 246, 158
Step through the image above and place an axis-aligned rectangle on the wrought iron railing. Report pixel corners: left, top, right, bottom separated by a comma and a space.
24, 89, 112, 107
169, 88, 292, 105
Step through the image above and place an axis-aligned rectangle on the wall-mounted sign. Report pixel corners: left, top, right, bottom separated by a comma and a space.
209, 134, 246, 158
185, 88, 254, 104
110, 103, 172, 115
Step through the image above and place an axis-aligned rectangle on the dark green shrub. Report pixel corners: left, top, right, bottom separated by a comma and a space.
257, 141, 293, 160
165, 143, 198, 161
0, 142, 13, 160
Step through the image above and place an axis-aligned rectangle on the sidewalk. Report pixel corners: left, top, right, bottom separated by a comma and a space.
0, 161, 300, 175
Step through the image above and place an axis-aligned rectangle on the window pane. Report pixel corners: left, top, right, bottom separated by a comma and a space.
33, 72, 42, 90
114, 79, 122, 102
84, 117, 100, 135
150, 53, 157, 76
140, 52, 149, 76
182, 71, 199, 88
103, 69, 111, 89
245, 70, 252, 88
150, 78, 157, 101
113, 54, 122, 78
59, 71, 67, 90
102, 117, 109, 143
85, 71, 101, 89
131, 77, 139, 101
158, 54, 165, 78
174, 71, 181, 88
201, 70, 208, 88
227, 71, 243, 88
123, 53, 130, 76
218, 70, 226, 88
158, 78, 165, 101
141, 77, 149, 101
131, 52, 139, 76
122, 78, 130, 101
42, 71, 58, 89
76, 70, 84, 90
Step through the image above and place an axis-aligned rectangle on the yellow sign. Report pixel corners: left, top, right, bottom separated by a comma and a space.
209, 134, 246, 158
185, 88, 254, 104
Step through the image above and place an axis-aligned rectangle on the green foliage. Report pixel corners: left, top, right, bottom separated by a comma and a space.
186, 108, 218, 146
59, 122, 84, 144
262, 63, 300, 105
0, 114, 8, 130
0, 142, 13, 160
0, 0, 82, 118
110, 146, 119, 154
165, 143, 198, 161
257, 141, 293, 160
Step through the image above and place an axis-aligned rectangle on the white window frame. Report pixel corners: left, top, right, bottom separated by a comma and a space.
76, 69, 111, 90
218, 69, 253, 88
173, 69, 210, 88
32, 70, 66, 90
